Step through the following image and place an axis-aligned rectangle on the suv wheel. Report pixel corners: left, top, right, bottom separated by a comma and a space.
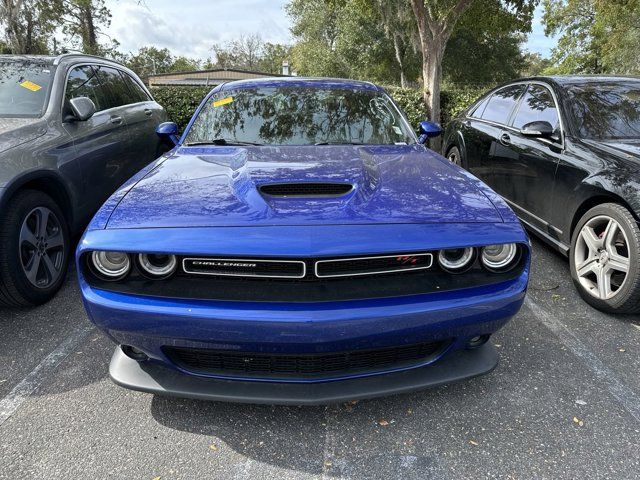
570, 203, 640, 313
0, 190, 70, 307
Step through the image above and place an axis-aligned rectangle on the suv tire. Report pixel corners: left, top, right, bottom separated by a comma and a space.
0, 190, 70, 307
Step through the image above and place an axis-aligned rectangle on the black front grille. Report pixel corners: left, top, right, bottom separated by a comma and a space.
316, 253, 433, 277
259, 182, 353, 197
164, 341, 446, 379
83, 249, 527, 303
183, 257, 305, 278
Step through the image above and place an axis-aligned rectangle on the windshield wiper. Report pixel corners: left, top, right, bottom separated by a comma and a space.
186, 139, 263, 146
314, 141, 363, 145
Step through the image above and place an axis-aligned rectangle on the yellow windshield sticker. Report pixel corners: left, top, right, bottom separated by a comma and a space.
20, 80, 42, 92
213, 96, 233, 107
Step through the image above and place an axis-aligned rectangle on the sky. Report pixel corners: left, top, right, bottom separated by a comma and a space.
104, 0, 556, 60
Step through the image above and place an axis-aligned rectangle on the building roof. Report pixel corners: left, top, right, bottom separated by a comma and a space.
147, 68, 287, 87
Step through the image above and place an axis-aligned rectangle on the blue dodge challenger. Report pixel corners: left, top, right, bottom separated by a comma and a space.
78, 78, 530, 404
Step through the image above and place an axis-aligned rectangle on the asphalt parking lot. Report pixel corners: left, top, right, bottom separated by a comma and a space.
1, 236, 639, 479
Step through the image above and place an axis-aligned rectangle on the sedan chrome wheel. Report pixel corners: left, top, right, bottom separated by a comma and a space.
574, 215, 630, 300
447, 147, 461, 166
19, 206, 66, 288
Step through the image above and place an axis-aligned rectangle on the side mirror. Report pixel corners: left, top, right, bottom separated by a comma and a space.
69, 97, 96, 122
156, 121, 179, 146
521, 121, 554, 139
418, 120, 442, 144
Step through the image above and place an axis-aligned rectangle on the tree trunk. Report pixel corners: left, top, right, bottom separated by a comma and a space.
392, 34, 407, 88
3, 0, 25, 53
81, 3, 97, 54
421, 39, 444, 151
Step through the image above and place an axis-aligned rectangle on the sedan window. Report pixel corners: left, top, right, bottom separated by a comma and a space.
568, 81, 640, 140
480, 85, 526, 125
512, 85, 560, 131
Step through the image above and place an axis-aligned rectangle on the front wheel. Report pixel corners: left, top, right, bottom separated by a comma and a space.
0, 190, 70, 307
570, 203, 640, 313
447, 146, 461, 166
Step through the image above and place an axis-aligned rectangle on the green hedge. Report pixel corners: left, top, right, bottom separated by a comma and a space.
151, 84, 486, 133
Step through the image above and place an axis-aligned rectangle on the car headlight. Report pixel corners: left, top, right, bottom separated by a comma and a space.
481, 243, 518, 271
90, 251, 131, 280
137, 253, 177, 278
438, 247, 475, 273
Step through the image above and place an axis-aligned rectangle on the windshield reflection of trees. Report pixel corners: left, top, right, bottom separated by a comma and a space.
570, 84, 640, 139
0, 61, 50, 116
187, 88, 411, 145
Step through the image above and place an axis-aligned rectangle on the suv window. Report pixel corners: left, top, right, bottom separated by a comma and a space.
120, 71, 150, 103
94, 66, 135, 109
480, 85, 526, 124
65, 65, 109, 112
512, 85, 560, 130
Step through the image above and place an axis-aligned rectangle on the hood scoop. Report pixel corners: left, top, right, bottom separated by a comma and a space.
259, 182, 354, 198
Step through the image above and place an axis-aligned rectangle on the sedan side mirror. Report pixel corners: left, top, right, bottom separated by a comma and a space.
156, 122, 179, 146
69, 97, 96, 122
521, 121, 555, 139
418, 120, 442, 144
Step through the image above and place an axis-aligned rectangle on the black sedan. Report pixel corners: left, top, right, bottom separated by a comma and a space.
443, 76, 640, 314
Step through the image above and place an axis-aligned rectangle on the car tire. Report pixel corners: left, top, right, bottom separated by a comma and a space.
447, 146, 462, 166
0, 190, 70, 307
569, 203, 640, 313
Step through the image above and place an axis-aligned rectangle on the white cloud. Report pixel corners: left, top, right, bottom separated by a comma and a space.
105, 0, 292, 59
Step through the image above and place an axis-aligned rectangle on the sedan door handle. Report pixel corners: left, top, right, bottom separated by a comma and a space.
110, 115, 123, 125
144, 108, 153, 116
500, 133, 511, 146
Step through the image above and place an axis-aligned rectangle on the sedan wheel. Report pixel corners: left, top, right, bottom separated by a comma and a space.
570, 203, 640, 313
574, 215, 630, 300
447, 146, 461, 166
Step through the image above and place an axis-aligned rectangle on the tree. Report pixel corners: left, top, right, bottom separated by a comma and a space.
409, 0, 475, 132
542, 0, 640, 75
376, 0, 419, 87
56, 0, 112, 55
0, 0, 58, 53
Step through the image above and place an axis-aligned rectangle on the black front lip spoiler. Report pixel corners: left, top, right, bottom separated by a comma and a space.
109, 344, 499, 405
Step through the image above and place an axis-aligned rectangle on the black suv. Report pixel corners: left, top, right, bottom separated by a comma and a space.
0, 54, 167, 306
443, 76, 640, 313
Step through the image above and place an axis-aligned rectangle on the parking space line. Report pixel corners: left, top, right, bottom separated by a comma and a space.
0, 326, 92, 427
524, 298, 640, 423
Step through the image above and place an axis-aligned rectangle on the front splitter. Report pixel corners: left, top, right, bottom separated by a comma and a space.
109, 344, 498, 405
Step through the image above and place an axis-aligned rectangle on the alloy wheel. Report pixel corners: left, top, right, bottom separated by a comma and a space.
19, 206, 66, 288
448, 150, 460, 165
574, 215, 631, 300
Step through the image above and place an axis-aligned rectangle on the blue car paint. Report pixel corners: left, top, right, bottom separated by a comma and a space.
78, 77, 530, 398
102, 145, 505, 229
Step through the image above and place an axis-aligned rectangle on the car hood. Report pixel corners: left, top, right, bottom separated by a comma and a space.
0, 117, 45, 153
105, 144, 503, 229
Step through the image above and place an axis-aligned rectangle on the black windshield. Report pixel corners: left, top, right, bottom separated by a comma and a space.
185, 86, 415, 146
0, 60, 54, 117
568, 81, 640, 140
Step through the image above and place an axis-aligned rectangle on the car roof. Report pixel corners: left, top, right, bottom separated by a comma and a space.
507, 75, 640, 88
219, 77, 381, 92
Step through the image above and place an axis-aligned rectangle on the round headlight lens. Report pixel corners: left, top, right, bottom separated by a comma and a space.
481, 243, 518, 271
438, 247, 475, 272
137, 253, 177, 278
91, 251, 131, 279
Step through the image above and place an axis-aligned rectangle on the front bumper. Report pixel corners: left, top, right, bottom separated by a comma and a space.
79, 223, 529, 402
110, 342, 499, 405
